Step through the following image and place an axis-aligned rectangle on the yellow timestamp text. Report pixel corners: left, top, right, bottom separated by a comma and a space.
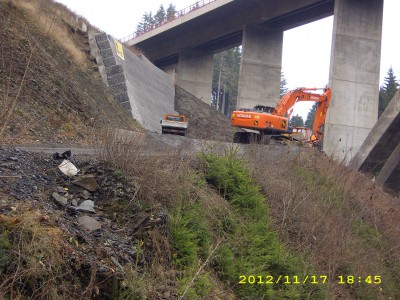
239, 275, 328, 285
337, 275, 381, 284
238, 275, 382, 285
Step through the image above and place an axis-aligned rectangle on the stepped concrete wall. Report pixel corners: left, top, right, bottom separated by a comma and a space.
89, 32, 176, 133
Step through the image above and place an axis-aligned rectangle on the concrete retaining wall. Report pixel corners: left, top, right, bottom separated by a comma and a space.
89, 32, 176, 133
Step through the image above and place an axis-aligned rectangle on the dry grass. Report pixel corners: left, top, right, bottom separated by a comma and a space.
0, 0, 138, 144
246, 148, 400, 298
0, 211, 95, 299
8, 0, 94, 68
96, 128, 195, 207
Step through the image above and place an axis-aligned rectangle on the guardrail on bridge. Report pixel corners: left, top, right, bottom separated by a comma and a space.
119, 0, 217, 43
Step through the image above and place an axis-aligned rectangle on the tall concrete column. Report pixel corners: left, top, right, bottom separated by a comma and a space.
237, 26, 283, 109
176, 49, 213, 104
324, 0, 384, 162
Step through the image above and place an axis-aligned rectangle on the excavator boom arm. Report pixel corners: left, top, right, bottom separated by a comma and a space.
311, 88, 331, 140
273, 88, 327, 116
274, 87, 331, 139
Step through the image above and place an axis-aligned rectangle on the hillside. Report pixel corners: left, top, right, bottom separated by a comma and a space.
0, 0, 139, 145
1, 1, 400, 299
175, 86, 235, 142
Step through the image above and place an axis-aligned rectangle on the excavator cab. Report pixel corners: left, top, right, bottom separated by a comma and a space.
253, 105, 274, 113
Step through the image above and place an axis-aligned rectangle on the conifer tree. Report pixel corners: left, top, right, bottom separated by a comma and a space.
166, 3, 177, 21
136, 12, 155, 34
154, 4, 166, 26
289, 114, 304, 127
280, 72, 288, 98
379, 66, 399, 116
146, 12, 155, 30
135, 13, 146, 34
305, 102, 318, 129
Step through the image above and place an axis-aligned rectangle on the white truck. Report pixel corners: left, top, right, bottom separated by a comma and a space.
160, 114, 188, 136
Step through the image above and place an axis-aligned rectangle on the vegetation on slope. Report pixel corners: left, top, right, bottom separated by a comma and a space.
200, 151, 327, 299
1, 133, 400, 299
0, 0, 139, 145
1, 1, 399, 299
250, 145, 400, 299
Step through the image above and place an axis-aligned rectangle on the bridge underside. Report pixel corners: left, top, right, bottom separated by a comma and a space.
132, 0, 335, 68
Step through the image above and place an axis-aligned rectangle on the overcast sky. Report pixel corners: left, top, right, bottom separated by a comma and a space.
55, 0, 400, 119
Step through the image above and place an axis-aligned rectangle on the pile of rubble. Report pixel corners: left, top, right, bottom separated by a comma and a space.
0, 147, 170, 297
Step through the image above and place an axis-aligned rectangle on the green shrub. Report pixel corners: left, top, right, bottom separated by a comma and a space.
202, 153, 267, 219
193, 273, 212, 296
169, 203, 212, 269
220, 213, 236, 234
202, 154, 251, 199
169, 212, 199, 269
213, 244, 236, 281
168, 203, 214, 299
177, 272, 212, 300
201, 153, 327, 299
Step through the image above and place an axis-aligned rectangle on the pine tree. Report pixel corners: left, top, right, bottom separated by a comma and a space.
154, 5, 166, 26
289, 114, 304, 127
305, 102, 318, 129
146, 12, 155, 30
379, 66, 399, 116
280, 72, 288, 98
137, 12, 154, 33
136, 12, 147, 35
166, 3, 177, 21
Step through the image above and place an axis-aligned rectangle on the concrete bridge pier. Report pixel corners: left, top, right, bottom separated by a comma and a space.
237, 26, 283, 109
176, 49, 214, 104
324, 0, 384, 162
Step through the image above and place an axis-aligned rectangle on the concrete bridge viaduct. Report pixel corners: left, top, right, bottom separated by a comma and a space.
123, 0, 384, 162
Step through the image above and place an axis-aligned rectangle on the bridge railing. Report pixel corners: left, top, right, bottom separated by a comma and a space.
120, 0, 217, 43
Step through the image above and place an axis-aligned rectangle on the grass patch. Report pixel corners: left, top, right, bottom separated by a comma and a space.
201, 153, 327, 299
252, 150, 400, 299
0, 212, 95, 299
168, 202, 213, 299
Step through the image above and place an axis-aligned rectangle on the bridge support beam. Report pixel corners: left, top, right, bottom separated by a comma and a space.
350, 91, 400, 192
324, 0, 384, 162
237, 26, 283, 109
176, 50, 213, 104
375, 142, 400, 188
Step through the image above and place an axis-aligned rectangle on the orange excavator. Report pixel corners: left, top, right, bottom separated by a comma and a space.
231, 87, 332, 145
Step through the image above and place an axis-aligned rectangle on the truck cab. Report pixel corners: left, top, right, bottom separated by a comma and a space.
160, 114, 188, 136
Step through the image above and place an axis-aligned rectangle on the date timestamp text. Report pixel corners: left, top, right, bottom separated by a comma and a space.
239, 275, 382, 285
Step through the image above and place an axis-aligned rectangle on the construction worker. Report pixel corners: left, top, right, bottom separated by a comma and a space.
310, 134, 317, 147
